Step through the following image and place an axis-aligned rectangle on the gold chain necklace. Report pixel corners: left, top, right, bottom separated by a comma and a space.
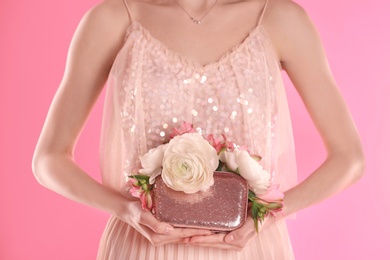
173, 0, 219, 25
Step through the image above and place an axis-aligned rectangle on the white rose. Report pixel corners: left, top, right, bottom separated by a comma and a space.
237, 150, 271, 193
162, 133, 219, 194
219, 150, 239, 172
221, 149, 271, 194
139, 144, 166, 184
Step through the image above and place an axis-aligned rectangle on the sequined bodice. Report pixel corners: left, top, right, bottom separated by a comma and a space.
100, 21, 297, 193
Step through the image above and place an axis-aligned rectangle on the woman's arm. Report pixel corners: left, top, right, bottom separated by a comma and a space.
32, 0, 211, 246
269, 1, 365, 216
32, 1, 128, 216
190, 0, 364, 250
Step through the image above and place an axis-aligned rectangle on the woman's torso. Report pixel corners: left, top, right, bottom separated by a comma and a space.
98, 1, 297, 258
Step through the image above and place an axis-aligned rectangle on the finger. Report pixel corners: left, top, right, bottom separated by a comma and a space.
135, 225, 189, 246
151, 227, 213, 245
224, 218, 255, 245
172, 227, 213, 238
189, 233, 225, 243
182, 237, 191, 244
138, 209, 174, 234
142, 227, 212, 246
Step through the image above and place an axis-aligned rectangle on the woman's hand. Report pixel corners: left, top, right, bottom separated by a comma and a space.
185, 214, 263, 251
123, 201, 213, 246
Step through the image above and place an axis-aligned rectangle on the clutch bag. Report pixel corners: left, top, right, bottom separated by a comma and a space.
151, 171, 248, 231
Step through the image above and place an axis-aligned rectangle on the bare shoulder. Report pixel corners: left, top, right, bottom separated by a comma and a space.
78, 0, 130, 37
266, 0, 307, 18
64, 0, 131, 79
262, 0, 318, 62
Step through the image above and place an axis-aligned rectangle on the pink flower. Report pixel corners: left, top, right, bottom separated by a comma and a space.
255, 187, 284, 216
206, 134, 248, 154
129, 186, 142, 198
260, 186, 284, 202
221, 134, 236, 151
128, 178, 142, 197
128, 177, 153, 210
169, 122, 196, 138
140, 190, 153, 210
206, 134, 224, 153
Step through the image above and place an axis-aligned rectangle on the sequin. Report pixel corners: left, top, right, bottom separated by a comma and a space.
117, 22, 280, 187
200, 75, 207, 83
230, 111, 237, 120
192, 109, 199, 116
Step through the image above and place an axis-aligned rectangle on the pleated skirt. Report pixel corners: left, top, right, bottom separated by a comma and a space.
97, 216, 295, 260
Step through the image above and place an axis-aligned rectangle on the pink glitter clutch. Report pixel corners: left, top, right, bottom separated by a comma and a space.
151, 172, 248, 231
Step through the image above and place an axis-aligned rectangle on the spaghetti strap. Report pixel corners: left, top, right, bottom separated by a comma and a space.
122, 0, 134, 23
258, 0, 269, 26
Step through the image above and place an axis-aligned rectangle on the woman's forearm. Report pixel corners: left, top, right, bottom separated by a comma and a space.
283, 151, 365, 216
32, 152, 130, 218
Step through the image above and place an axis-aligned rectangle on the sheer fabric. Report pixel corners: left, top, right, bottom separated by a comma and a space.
98, 1, 297, 258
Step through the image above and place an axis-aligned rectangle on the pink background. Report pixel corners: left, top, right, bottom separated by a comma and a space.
1, 0, 389, 259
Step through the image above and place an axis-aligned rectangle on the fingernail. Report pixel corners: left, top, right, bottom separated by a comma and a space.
228, 234, 234, 241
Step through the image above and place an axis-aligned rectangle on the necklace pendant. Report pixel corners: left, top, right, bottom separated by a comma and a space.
174, 0, 218, 25
191, 18, 201, 24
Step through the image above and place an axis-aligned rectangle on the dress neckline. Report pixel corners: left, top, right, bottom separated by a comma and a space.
124, 20, 268, 71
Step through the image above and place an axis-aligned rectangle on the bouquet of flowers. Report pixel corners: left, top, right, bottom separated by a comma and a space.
127, 122, 284, 231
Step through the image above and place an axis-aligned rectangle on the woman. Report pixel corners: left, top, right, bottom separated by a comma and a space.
32, 0, 364, 259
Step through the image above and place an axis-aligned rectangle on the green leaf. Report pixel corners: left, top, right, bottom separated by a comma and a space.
216, 160, 224, 172
266, 202, 283, 210
142, 183, 148, 191
252, 212, 259, 232
132, 175, 150, 181
254, 216, 259, 232
248, 189, 257, 198
252, 204, 260, 233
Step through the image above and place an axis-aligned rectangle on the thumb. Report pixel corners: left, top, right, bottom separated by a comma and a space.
224, 217, 255, 245
139, 210, 174, 234
223, 229, 248, 250
224, 233, 236, 244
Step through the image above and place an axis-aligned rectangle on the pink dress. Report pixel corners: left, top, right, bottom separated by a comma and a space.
98, 0, 297, 259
